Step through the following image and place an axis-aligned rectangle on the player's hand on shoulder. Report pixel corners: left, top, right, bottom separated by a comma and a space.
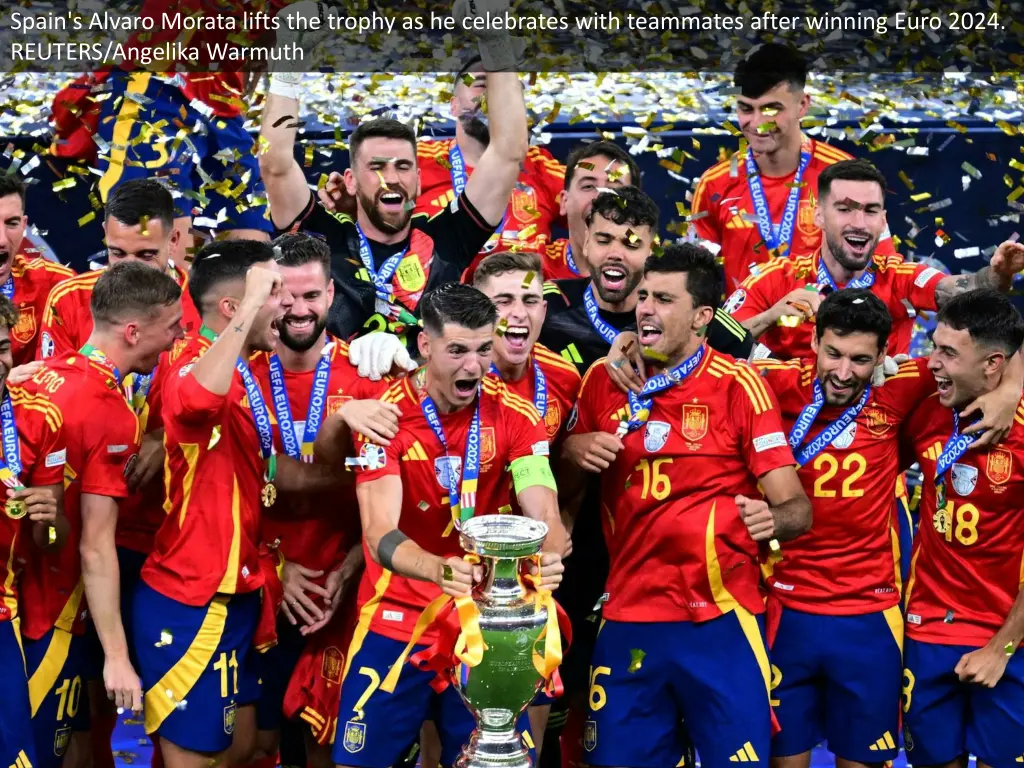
735, 494, 775, 542
562, 432, 624, 473
340, 399, 401, 446
954, 644, 1011, 688
871, 354, 908, 387
526, 551, 564, 591
960, 381, 1020, 449
990, 239, 1024, 277
771, 286, 822, 325
437, 555, 482, 598
104, 656, 143, 713
11, 486, 59, 524
604, 331, 645, 394
8, 360, 43, 386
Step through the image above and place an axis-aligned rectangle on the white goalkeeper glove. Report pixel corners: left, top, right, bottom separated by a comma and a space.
452, 0, 526, 72
871, 354, 910, 387
348, 333, 418, 381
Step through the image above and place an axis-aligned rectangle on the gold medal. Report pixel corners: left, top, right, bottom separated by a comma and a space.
5, 499, 26, 520
261, 482, 277, 508
932, 504, 950, 535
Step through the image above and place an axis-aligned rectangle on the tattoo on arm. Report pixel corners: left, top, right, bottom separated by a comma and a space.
935, 274, 975, 308
234, 324, 245, 333
377, 528, 409, 572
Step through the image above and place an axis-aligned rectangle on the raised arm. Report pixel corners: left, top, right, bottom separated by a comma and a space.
934, 241, 1024, 308
260, 75, 313, 230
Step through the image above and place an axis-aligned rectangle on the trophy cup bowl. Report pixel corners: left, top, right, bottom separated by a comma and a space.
454, 514, 550, 768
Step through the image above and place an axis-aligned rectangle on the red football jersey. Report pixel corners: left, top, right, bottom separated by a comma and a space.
691, 139, 897, 290
568, 346, 795, 623
540, 239, 582, 281
352, 375, 549, 643
8, 251, 76, 366
726, 250, 944, 360
755, 357, 935, 614
415, 139, 565, 266
498, 343, 582, 443
0, 389, 68, 624
249, 338, 390, 580
39, 263, 200, 361
15, 354, 141, 640
903, 394, 1024, 648
142, 332, 269, 606
114, 346, 177, 554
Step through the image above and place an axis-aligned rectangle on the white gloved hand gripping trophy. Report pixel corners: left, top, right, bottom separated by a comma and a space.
452, 0, 526, 72
269, 0, 338, 97
348, 333, 419, 381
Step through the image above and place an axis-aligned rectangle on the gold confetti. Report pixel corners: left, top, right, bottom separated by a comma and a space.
77, 212, 96, 227
628, 648, 646, 673
47, 526, 56, 545
1009, 159, 1024, 173
961, 162, 981, 179
497, 505, 512, 514
154, 629, 173, 647
756, 121, 777, 134
910, 192, 932, 202
898, 171, 914, 190
139, 215, 150, 237
495, 318, 509, 337
52, 177, 76, 192
521, 271, 536, 288
642, 349, 669, 362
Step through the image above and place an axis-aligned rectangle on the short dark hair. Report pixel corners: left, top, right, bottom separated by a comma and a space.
815, 288, 892, 350
419, 283, 497, 336
643, 243, 723, 311
473, 251, 542, 288
564, 141, 642, 192
0, 175, 26, 208
188, 239, 277, 313
585, 186, 660, 231
937, 289, 1024, 357
818, 159, 888, 202
272, 232, 330, 278
734, 42, 807, 98
91, 261, 182, 327
0, 295, 18, 334
105, 178, 175, 233
349, 119, 416, 165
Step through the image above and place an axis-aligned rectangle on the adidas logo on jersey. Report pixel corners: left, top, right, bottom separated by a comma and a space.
868, 732, 897, 752
728, 743, 760, 762
402, 442, 428, 461
725, 210, 755, 229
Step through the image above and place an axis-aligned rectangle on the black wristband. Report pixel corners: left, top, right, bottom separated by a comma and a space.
378, 529, 409, 572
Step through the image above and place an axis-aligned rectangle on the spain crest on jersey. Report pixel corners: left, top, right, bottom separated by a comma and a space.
986, 448, 1012, 485
797, 194, 819, 237
435, 456, 463, 489
480, 427, 496, 466
321, 646, 344, 684
510, 184, 538, 224
54, 727, 71, 757
11, 305, 35, 344
681, 404, 708, 442
544, 400, 561, 438
644, 421, 671, 453
223, 703, 237, 735
862, 406, 891, 437
950, 463, 978, 496
343, 720, 366, 753
326, 395, 351, 418
583, 719, 597, 751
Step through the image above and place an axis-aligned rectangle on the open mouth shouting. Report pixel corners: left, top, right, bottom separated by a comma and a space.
377, 189, 407, 214
501, 324, 530, 353
934, 374, 953, 401
638, 320, 662, 345
842, 231, 873, 257
454, 377, 479, 398
600, 264, 628, 293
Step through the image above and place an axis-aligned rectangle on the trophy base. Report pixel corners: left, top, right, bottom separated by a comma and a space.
455, 727, 533, 768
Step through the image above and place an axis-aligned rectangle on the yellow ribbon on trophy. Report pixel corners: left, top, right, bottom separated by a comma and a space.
523, 553, 564, 683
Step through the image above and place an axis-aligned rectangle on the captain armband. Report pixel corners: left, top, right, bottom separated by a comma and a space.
510, 455, 557, 494
378, 529, 409, 572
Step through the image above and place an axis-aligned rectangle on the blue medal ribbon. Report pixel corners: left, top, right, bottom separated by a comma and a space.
746, 147, 812, 257
566, 244, 581, 276
816, 252, 875, 292
420, 387, 481, 523
788, 379, 871, 467
355, 225, 408, 315
1, 275, 13, 302
236, 358, 275, 472
583, 284, 618, 345
124, 370, 156, 416
267, 346, 333, 460
0, 393, 23, 481
934, 411, 981, 504
489, 360, 547, 417
623, 344, 706, 434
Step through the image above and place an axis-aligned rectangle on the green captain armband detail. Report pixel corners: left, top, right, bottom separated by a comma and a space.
511, 455, 557, 494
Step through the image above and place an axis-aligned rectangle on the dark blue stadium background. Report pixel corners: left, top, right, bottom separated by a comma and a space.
4, 117, 1020, 303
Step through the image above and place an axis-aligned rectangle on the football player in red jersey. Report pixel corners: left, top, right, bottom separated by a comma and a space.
901, 290, 1024, 768
0, 175, 76, 365
0, 292, 65, 768
17, 262, 184, 768
725, 160, 1024, 360
327, 283, 566, 768
246, 233, 396, 768
39, 179, 201, 361
415, 55, 566, 264
689, 44, 897, 289
563, 243, 811, 768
